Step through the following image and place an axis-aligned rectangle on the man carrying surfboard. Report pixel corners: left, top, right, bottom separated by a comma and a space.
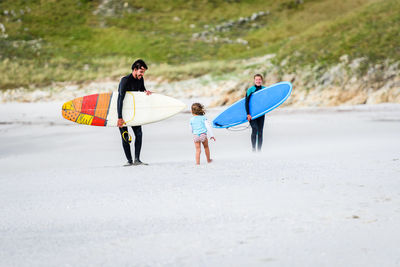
246, 74, 266, 152
117, 59, 152, 166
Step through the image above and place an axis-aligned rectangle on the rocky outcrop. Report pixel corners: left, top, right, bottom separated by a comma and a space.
191, 11, 269, 45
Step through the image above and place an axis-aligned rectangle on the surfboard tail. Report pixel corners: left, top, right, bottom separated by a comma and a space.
61, 93, 112, 126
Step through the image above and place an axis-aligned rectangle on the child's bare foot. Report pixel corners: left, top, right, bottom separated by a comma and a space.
207, 159, 213, 163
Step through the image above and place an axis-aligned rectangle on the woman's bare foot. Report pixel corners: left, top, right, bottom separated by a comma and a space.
207, 159, 213, 163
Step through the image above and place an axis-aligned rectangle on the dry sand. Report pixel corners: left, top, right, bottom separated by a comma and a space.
0, 102, 399, 266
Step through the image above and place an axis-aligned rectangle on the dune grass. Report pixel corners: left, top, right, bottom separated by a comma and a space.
0, 0, 398, 89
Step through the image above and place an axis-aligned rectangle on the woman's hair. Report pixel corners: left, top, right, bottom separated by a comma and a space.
254, 73, 264, 80
191, 103, 205, 115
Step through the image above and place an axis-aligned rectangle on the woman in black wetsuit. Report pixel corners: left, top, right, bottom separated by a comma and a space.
245, 74, 266, 152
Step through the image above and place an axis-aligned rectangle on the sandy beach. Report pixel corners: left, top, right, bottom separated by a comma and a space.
1, 102, 399, 266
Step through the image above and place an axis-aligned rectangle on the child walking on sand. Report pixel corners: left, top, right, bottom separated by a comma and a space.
190, 103, 216, 165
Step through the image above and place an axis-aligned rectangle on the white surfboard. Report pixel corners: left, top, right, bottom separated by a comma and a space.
61, 92, 186, 127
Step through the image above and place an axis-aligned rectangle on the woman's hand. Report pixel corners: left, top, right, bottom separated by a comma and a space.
210, 137, 216, 141
247, 115, 252, 121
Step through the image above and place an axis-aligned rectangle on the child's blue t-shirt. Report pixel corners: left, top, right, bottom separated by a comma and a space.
190, 115, 207, 135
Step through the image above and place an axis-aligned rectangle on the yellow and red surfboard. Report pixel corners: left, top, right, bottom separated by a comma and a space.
62, 92, 185, 126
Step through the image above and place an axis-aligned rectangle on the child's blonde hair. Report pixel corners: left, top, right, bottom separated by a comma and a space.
191, 103, 205, 115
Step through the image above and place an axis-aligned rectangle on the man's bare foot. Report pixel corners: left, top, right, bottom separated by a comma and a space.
207, 159, 213, 163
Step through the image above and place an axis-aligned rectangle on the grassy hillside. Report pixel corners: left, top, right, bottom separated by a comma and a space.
0, 0, 399, 89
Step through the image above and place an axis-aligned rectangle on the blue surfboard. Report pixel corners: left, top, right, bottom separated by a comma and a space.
212, 81, 292, 128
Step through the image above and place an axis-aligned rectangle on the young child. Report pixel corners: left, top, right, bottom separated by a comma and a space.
190, 103, 216, 165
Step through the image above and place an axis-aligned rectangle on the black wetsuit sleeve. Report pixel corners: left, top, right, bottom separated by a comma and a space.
245, 85, 261, 115
245, 91, 251, 115
117, 78, 127, 119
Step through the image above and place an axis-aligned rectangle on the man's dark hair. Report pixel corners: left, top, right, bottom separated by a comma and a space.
131, 59, 148, 70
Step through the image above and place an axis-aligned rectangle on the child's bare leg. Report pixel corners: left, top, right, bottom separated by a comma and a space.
202, 139, 212, 163
195, 141, 201, 165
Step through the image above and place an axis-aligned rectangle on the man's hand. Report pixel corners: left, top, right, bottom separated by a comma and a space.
145, 90, 152, 95
247, 114, 252, 121
210, 137, 216, 141
117, 118, 125, 128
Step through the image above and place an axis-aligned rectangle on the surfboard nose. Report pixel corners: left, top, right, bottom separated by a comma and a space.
172, 98, 186, 114
177, 100, 186, 112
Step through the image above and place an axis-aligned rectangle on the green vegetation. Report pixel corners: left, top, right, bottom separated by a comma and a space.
0, 0, 398, 89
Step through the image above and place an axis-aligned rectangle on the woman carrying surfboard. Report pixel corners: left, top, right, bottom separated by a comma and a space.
246, 74, 266, 152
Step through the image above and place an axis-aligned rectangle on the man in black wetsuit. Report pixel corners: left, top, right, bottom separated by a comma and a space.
117, 59, 152, 166
245, 74, 266, 152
